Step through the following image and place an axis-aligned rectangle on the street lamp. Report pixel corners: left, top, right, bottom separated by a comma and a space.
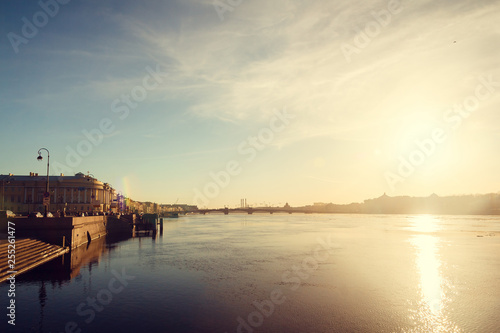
37, 148, 50, 217
86, 174, 96, 213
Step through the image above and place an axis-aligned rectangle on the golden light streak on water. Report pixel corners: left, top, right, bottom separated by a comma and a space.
408, 214, 441, 233
407, 215, 461, 333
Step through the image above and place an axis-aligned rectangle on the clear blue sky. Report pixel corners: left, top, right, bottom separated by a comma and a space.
1, 0, 500, 208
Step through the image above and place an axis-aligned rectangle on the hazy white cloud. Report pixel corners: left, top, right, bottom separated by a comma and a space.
106, 0, 499, 146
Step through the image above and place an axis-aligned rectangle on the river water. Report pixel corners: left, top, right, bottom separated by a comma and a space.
1, 214, 499, 332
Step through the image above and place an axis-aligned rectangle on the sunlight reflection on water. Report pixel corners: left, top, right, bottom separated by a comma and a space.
407, 216, 461, 333
407, 214, 442, 233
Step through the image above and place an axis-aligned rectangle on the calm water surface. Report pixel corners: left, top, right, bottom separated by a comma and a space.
1, 214, 499, 332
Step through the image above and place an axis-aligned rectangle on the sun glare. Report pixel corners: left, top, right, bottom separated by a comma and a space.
408, 215, 441, 233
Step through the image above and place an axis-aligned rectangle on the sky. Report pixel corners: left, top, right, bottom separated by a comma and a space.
1, 0, 500, 208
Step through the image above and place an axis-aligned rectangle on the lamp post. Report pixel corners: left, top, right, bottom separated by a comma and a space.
86, 173, 95, 213
37, 148, 50, 217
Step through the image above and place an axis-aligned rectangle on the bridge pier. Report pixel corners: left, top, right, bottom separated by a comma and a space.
194, 208, 309, 215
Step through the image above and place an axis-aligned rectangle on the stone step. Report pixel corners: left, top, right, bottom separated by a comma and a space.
0, 239, 69, 283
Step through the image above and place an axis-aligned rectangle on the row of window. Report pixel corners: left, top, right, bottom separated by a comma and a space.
1, 195, 110, 204
2, 187, 109, 196
3, 205, 100, 213
5, 196, 22, 203
2, 187, 23, 193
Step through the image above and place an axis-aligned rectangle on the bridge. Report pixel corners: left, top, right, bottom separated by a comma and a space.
194, 207, 314, 215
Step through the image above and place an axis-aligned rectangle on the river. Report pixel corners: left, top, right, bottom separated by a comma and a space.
1, 214, 499, 332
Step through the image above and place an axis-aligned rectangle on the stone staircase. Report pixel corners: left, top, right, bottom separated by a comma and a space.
0, 238, 69, 283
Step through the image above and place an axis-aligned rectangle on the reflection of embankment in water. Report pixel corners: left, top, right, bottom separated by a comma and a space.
68, 235, 108, 279
18, 234, 131, 283
106, 232, 135, 245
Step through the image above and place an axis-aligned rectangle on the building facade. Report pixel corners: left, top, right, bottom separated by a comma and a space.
0, 172, 117, 214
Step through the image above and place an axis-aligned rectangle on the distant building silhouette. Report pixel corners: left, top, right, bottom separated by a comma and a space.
302, 192, 500, 215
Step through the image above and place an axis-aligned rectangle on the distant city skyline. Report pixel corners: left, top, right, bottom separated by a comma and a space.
1, 0, 500, 208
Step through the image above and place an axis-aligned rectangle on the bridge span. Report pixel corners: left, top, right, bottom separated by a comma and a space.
194, 207, 313, 215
